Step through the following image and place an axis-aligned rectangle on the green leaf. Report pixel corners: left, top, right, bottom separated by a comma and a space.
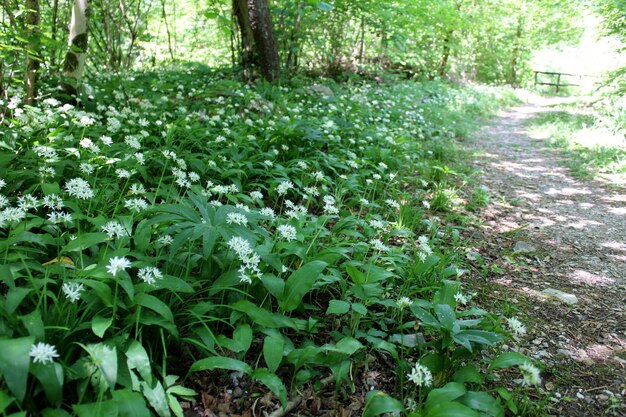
231, 300, 298, 329
324, 337, 363, 355
140, 381, 171, 417
316, 1, 334, 11
436, 304, 457, 331
326, 300, 350, 314
425, 402, 480, 417
126, 341, 153, 385
232, 324, 253, 353
263, 335, 284, 373
134, 293, 174, 323
30, 362, 63, 405
279, 260, 327, 312
488, 352, 530, 370
251, 368, 288, 408
454, 330, 502, 353
362, 391, 405, 417
6, 288, 31, 313
459, 391, 504, 417
92, 315, 113, 338
82, 343, 118, 390
351, 302, 368, 315
63, 232, 108, 252
411, 305, 440, 328
433, 279, 461, 307
74, 400, 119, 417
112, 389, 151, 417
189, 356, 252, 374
0, 336, 34, 401
345, 264, 365, 285
0, 389, 15, 413
453, 365, 484, 384
133, 220, 151, 252
260, 274, 284, 298
426, 382, 467, 409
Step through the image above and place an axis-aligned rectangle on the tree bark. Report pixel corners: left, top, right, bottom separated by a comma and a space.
25, 0, 41, 105
247, 0, 280, 82
61, 0, 90, 101
233, 0, 255, 72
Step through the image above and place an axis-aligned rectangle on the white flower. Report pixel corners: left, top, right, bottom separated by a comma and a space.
137, 266, 163, 285
369, 219, 385, 231
396, 297, 412, 309
17, 194, 39, 211
116, 169, 132, 179
80, 162, 95, 175
259, 207, 276, 220
47, 211, 72, 224
507, 317, 527, 337
64, 178, 94, 200
227, 237, 262, 284
129, 183, 146, 195
124, 198, 148, 213
62, 282, 84, 303
385, 199, 400, 210
519, 362, 541, 386
407, 363, 432, 387
106, 256, 131, 276
101, 221, 128, 238
454, 292, 470, 305
30, 342, 60, 364
250, 191, 263, 200
0, 179, 5, 189
277, 224, 297, 241
276, 180, 294, 196
157, 235, 173, 246
226, 212, 248, 226
370, 238, 390, 252
0, 195, 8, 209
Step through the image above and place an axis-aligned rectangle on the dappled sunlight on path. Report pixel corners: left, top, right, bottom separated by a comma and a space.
468, 96, 626, 416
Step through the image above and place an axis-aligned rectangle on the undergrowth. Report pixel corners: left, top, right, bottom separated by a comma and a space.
0, 68, 541, 417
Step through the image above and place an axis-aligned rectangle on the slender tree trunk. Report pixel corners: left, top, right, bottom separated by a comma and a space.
61, 0, 89, 101
358, 15, 365, 64
286, 2, 303, 70
161, 0, 174, 61
50, 0, 60, 68
233, 0, 255, 73
247, 0, 280, 82
438, 32, 452, 77
25, 0, 41, 105
509, 15, 523, 86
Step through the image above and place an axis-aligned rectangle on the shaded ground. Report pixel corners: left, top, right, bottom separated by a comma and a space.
467, 96, 626, 416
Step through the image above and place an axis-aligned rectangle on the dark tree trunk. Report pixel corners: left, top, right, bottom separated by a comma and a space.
247, 0, 280, 82
509, 15, 523, 86
25, 0, 41, 105
438, 32, 452, 77
233, 0, 256, 73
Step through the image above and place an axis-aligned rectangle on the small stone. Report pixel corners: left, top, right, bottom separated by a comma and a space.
541, 288, 578, 305
576, 392, 585, 400
513, 241, 536, 254
597, 394, 609, 402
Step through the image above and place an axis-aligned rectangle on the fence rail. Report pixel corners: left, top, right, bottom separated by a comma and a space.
533, 70, 601, 93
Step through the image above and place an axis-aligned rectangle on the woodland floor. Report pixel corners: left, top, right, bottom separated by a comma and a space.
466, 96, 626, 417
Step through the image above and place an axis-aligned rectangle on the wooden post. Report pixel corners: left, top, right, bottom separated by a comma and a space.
556, 73, 561, 93
534, 71, 538, 87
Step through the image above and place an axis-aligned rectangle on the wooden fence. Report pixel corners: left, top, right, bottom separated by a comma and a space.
533, 71, 601, 93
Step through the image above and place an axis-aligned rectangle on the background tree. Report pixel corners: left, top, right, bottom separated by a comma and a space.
61, 0, 90, 100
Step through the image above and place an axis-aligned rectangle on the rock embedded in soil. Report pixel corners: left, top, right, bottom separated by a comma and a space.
513, 241, 536, 254
541, 288, 578, 305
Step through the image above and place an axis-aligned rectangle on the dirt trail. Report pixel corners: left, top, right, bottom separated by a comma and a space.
469, 97, 626, 416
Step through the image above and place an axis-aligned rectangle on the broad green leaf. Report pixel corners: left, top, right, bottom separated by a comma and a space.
453, 365, 484, 384
112, 389, 151, 417
411, 305, 439, 328
140, 381, 171, 417
263, 335, 284, 373
232, 324, 253, 353
425, 402, 480, 417
0, 336, 34, 401
63, 232, 108, 252
459, 391, 504, 417
351, 302, 368, 315
133, 220, 151, 252
326, 300, 350, 315
436, 304, 457, 331
0, 389, 15, 413
488, 352, 530, 370
324, 337, 363, 355
279, 260, 327, 312
426, 382, 467, 409
362, 391, 405, 417
19, 310, 44, 340
231, 300, 298, 329
134, 293, 174, 323
30, 362, 63, 405
251, 368, 287, 408
92, 315, 113, 338
454, 330, 502, 352
260, 274, 285, 298
189, 356, 252, 374
345, 264, 365, 285
5, 288, 31, 313
73, 400, 119, 417
316, 1, 334, 11
126, 341, 153, 385
433, 279, 461, 307
82, 343, 118, 390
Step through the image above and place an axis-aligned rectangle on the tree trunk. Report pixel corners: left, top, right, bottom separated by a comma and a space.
233, 0, 255, 73
61, 0, 90, 101
25, 0, 41, 105
50, 0, 60, 68
247, 0, 280, 82
161, 0, 174, 61
509, 15, 523, 86
438, 32, 452, 77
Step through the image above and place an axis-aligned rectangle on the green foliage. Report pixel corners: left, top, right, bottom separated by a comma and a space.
0, 68, 538, 415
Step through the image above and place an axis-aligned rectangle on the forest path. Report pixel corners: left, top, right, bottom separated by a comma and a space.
467, 97, 626, 416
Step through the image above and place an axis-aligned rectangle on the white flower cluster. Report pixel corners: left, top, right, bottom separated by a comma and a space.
416, 235, 433, 262
407, 363, 432, 387
277, 224, 297, 241
323, 195, 339, 215
64, 178, 94, 200
138, 266, 163, 285
227, 237, 262, 284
